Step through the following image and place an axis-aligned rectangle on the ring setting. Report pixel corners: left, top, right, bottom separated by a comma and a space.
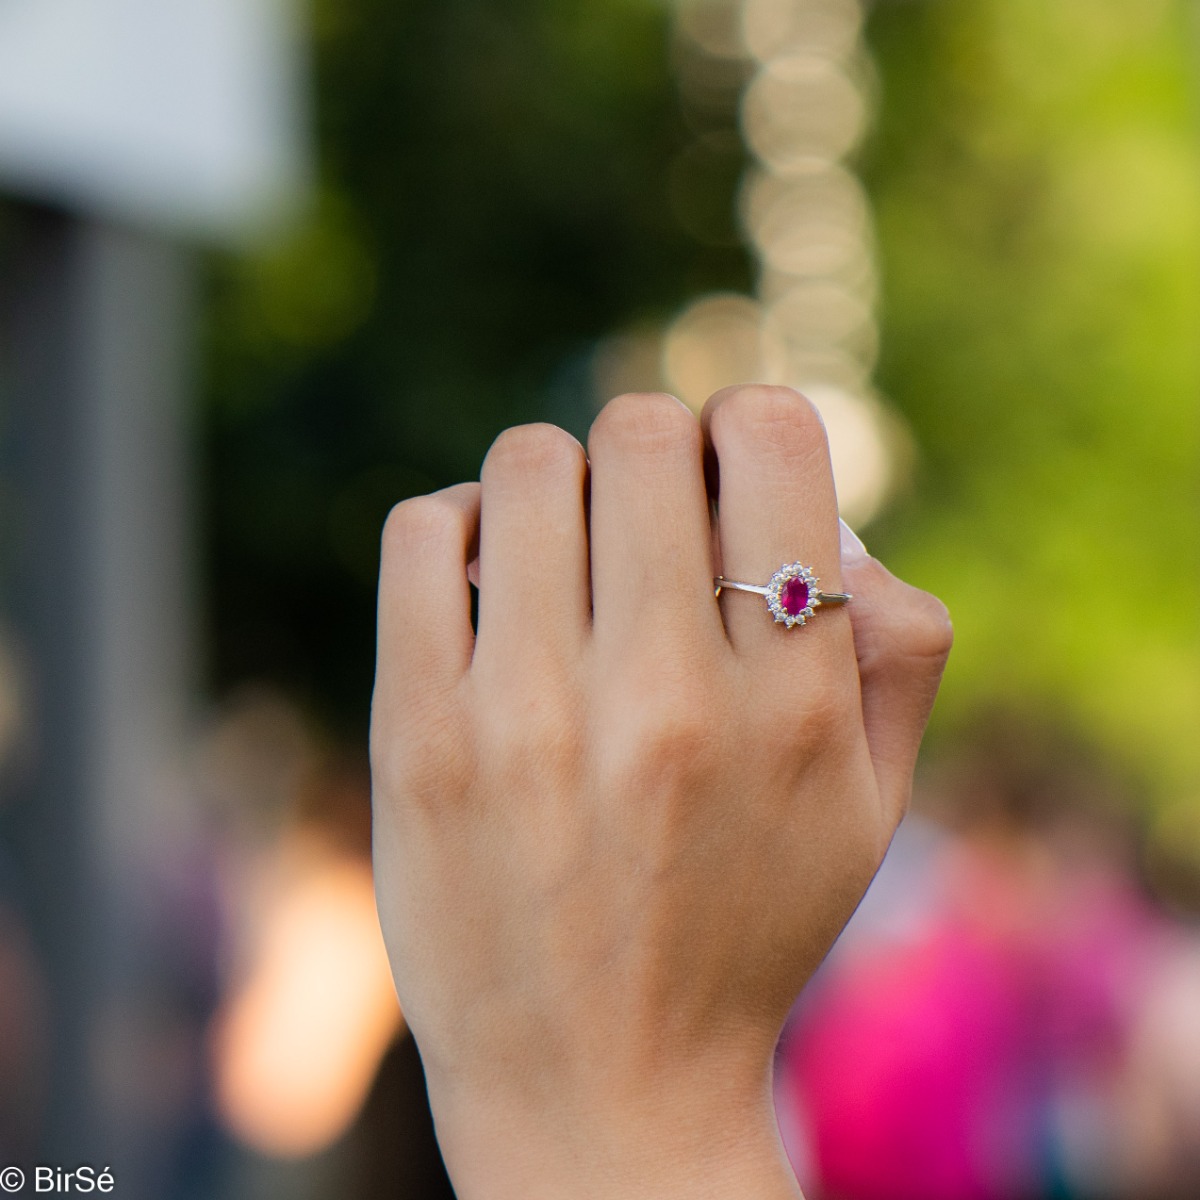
714, 562, 851, 629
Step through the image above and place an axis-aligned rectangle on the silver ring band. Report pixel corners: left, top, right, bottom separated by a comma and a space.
714, 578, 851, 605
714, 561, 851, 629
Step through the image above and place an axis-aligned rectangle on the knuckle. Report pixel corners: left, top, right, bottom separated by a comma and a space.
589, 391, 700, 456
905, 588, 954, 661
711, 384, 826, 458
800, 694, 857, 750
623, 712, 717, 791
371, 703, 472, 805
381, 492, 466, 557
479, 682, 585, 785
602, 666, 721, 789
483, 422, 583, 480
756, 652, 858, 749
521, 722, 583, 787
855, 571, 954, 672
878, 574, 952, 656
780, 680, 844, 746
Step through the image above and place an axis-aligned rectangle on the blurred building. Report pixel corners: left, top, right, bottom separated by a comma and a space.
0, 3, 308, 1196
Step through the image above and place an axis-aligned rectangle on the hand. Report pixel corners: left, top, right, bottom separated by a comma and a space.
370, 386, 952, 1199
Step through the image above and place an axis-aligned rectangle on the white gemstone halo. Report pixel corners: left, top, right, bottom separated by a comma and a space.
765, 561, 820, 628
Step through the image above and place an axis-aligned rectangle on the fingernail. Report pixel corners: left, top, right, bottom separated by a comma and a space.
839, 519, 868, 560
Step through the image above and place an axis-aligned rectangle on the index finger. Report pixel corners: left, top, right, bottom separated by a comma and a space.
374, 483, 480, 718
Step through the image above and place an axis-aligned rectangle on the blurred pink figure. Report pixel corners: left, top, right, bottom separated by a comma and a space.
776, 816, 1165, 1200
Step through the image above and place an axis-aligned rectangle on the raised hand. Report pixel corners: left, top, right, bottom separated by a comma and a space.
371, 386, 952, 1200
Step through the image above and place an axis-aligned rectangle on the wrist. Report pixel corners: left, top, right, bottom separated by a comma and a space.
426, 1056, 804, 1200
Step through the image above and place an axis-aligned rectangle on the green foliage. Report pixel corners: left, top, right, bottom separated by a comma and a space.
201, 0, 748, 728
202, 0, 1199, 816
862, 0, 1200, 805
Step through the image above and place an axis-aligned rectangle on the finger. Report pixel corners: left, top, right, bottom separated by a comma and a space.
375, 483, 480, 714
473, 423, 590, 674
840, 522, 954, 825
701, 385, 848, 657
587, 393, 722, 649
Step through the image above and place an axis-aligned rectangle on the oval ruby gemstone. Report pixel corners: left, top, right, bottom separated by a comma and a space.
781, 576, 810, 616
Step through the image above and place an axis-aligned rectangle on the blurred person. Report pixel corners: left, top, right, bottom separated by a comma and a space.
205, 690, 454, 1198
210, 811, 400, 1158
369, 386, 953, 1200
1118, 929, 1200, 1198
774, 720, 1188, 1200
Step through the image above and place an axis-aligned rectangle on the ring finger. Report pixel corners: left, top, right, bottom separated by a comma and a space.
702, 385, 851, 661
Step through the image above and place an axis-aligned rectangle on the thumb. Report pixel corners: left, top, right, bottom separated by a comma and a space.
840, 521, 953, 825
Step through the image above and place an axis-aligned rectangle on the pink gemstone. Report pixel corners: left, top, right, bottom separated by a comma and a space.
781, 576, 809, 616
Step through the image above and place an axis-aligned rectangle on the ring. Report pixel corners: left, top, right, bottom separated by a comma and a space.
714, 561, 850, 628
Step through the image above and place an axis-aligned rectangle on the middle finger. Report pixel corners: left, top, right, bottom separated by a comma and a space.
587, 393, 722, 652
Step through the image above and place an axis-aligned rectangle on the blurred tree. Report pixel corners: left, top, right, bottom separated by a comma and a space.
202, 0, 750, 732
203, 0, 1199, 824
861, 0, 1200, 812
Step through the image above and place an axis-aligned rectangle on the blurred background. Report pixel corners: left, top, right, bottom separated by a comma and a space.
0, 0, 1198, 1197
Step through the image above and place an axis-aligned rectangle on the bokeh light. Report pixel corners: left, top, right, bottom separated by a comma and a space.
660, 0, 901, 527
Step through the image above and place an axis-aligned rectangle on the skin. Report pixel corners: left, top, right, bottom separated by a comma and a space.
371, 386, 953, 1199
